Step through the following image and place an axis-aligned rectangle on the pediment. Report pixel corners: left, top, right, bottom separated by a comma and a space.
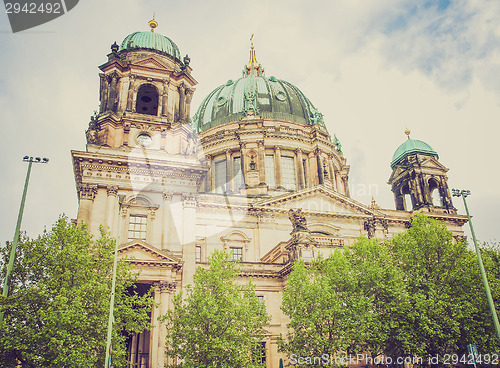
389, 157, 448, 183
132, 56, 172, 71
118, 240, 182, 267
419, 156, 448, 171
254, 186, 375, 216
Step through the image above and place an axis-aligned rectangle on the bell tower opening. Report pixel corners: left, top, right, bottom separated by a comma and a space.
402, 184, 413, 211
429, 178, 442, 207
136, 84, 159, 116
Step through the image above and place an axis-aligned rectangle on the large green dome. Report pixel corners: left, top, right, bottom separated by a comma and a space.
118, 25, 181, 61
391, 138, 438, 168
192, 75, 326, 133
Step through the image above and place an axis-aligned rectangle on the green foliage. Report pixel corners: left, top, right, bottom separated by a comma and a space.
0, 216, 154, 368
162, 250, 269, 368
279, 214, 500, 364
279, 238, 405, 365
389, 214, 499, 357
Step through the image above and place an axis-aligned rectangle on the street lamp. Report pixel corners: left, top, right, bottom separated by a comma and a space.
1, 156, 49, 323
452, 189, 500, 346
105, 194, 125, 368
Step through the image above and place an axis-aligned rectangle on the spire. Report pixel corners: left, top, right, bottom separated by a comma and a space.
405, 129, 411, 140
244, 34, 264, 77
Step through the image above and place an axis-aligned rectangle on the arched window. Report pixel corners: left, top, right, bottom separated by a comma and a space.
402, 184, 413, 211
429, 179, 442, 206
136, 84, 159, 116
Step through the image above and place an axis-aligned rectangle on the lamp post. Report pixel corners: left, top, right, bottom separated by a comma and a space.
452, 189, 500, 346
1, 156, 49, 323
105, 194, 125, 368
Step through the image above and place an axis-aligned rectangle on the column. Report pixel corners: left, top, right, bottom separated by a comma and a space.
123, 123, 131, 147
225, 149, 233, 192
257, 140, 266, 185
157, 281, 176, 368
182, 194, 197, 286
328, 154, 336, 191
162, 191, 173, 250
99, 74, 109, 113
336, 169, 343, 193
205, 155, 213, 192
138, 332, 146, 367
185, 88, 194, 122
129, 333, 138, 368
274, 146, 283, 189
76, 184, 97, 225
239, 142, 248, 187
162, 79, 170, 117
295, 148, 305, 189
150, 284, 161, 368
316, 149, 324, 185
178, 83, 186, 123
126, 74, 136, 111
106, 72, 119, 112
105, 185, 118, 235
308, 152, 317, 186
147, 208, 156, 245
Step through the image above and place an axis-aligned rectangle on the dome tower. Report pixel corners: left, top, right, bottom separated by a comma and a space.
192, 39, 349, 197
388, 130, 455, 213
86, 19, 197, 149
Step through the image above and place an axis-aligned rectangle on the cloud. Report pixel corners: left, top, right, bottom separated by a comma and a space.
0, 0, 499, 244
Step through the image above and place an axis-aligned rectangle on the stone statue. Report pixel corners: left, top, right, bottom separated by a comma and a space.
85, 110, 99, 144
289, 208, 308, 232
333, 134, 342, 154
184, 132, 197, 155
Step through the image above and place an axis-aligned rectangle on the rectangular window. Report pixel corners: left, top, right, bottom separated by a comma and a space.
281, 156, 296, 190
253, 342, 266, 364
214, 160, 227, 193
257, 295, 264, 304
230, 247, 243, 262
265, 155, 275, 189
195, 246, 201, 263
233, 157, 243, 191
128, 215, 147, 241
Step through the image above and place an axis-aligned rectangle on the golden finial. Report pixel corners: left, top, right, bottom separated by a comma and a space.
149, 17, 158, 32
248, 34, 258, 65
404, 129, 411, 139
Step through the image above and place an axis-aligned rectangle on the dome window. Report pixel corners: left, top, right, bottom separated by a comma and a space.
275, 91, 286, 101
136, 84, 159, 116
216, 96, 227, 106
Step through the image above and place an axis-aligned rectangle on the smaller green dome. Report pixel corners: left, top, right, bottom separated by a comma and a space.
391, 139, 438, 167
119, 31, 181, 60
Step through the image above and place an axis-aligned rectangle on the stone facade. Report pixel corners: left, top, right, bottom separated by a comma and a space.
72, 22, 468, 368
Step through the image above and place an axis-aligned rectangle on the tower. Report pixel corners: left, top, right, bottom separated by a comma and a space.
388, 131, 455, 213
72, 20, 205, 368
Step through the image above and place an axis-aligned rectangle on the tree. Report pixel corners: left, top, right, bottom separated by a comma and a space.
278, 238, 405, 365
345, 237, 408, 358
0, 216, 154, 368
388, 213, 499, 359
162, 250, 269, 368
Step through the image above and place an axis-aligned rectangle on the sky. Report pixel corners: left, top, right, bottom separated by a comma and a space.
0, 0, 499, 246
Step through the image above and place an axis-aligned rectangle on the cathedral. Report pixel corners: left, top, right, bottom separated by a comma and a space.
71, 19, 468, 368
